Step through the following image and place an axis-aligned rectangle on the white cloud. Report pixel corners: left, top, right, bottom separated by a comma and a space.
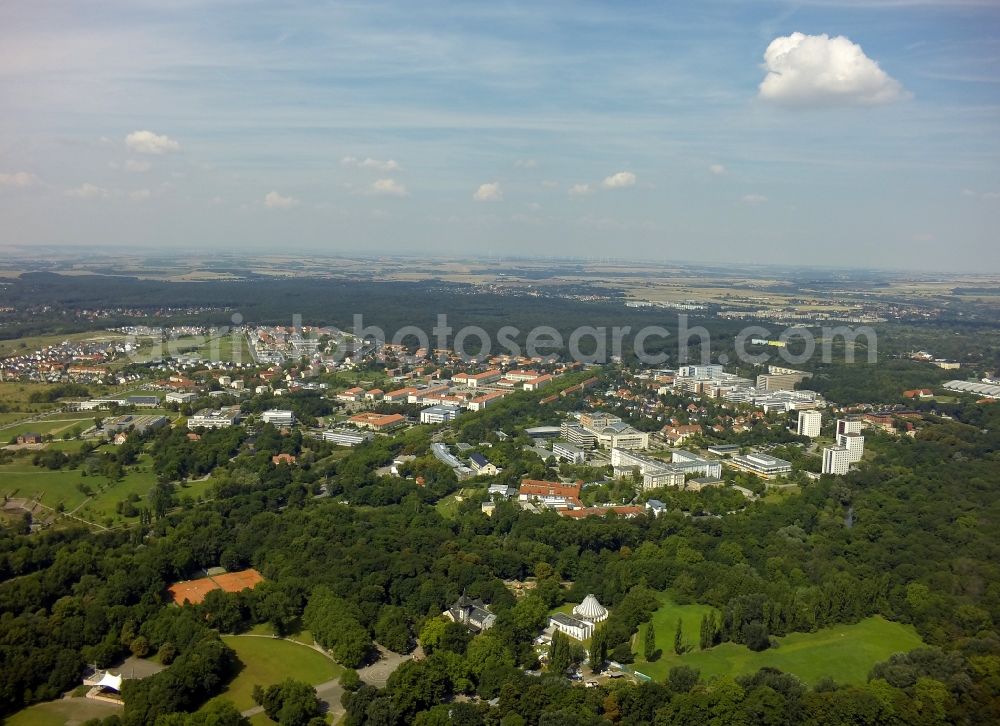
370, 178, 409, 197
129, 189, 151, 201
0, 171, 39, 188
68, 183, 110, 199
568, 183, 594, 196
526, 202, 542, 211
473, 182, 503, 202
709, 164, 727, 176
341, 155, 400, 172
602, 171, 637, 189
515, 159, 538, 169
125, 130, 181, 154
759, 32, 908, 106
963, 188, 1000, 200
125, 159, 151, 173
741, 193, 768, 204
264, 190, 299, 209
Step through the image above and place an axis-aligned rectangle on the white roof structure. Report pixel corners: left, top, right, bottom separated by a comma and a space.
96, 671, 123, 691
573, 594, 609, 622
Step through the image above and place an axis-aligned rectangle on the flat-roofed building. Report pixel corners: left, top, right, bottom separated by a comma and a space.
322, 429, 373, 447
561, 422, 596, 449
420, 404, 461, 424
578, 411, 621, 429
730, 452, 793, 479
189, 406, 243, 429
836, 418, 863, 436
548, 613, 594, 641
103, 414, 168, 439
262, 409, 295, 426
166, 391, 198, 404
837, 431, 865, 462
552, 441, 586, 464
822, 445, 851, 475
797, 410, 822, 438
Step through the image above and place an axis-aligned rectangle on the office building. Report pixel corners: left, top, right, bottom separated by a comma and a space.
420, 404, 461, 424
262, 409, 296, 426
552, 441, 586, 464
730, 452, 793, 479
188, 406, 243, 429
322, 429, 373, 447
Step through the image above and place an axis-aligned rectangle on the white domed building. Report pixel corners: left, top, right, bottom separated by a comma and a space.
572, 594, 608, 623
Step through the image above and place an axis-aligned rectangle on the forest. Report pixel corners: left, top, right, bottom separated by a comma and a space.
0, 365, 997, 724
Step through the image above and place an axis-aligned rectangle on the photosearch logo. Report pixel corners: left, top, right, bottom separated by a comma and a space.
125, 312, 877, 368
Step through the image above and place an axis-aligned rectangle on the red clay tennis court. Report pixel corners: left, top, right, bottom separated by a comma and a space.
167, 568, 264, 605
211, 568, 264, 593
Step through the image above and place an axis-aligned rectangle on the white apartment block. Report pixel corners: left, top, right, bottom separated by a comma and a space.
822, 445, 851, 475
797, 410, 822, 438
837, 432, 865, 463
836, 418, 863, 436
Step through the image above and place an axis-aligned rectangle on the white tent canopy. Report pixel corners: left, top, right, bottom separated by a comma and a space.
573, 594, 609, 622
95, 672, 123, 692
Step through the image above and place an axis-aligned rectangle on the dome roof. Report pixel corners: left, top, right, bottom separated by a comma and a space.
573, 594, 608, 621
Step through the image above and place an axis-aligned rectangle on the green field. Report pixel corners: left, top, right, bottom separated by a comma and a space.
156, 332, 251, 363
632, 609, 924, 685
2, 416, 95, 441
4, 696, 123, 726
435, 487, 479, 518
632, 593, 719, 659
0, 453, 162, 526
202, 635, 341, 713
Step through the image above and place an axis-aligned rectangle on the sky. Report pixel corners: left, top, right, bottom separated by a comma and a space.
1, 0, 998, 271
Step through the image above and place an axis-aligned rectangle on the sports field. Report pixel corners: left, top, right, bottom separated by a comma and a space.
202, 635, 341, 713
633, 608, 925, 685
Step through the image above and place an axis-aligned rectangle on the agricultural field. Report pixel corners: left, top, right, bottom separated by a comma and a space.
201, 635, 341, 713
632, 609, 925, 686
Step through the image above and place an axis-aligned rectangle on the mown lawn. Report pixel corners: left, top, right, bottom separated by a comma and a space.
4, 696, 123, 726
202, 635, 341, 713
632, 613, 925, 685
0, 461, 91, 511
2, 416, 94, 441
0, 453, 162, 526
631, 593, 719, 663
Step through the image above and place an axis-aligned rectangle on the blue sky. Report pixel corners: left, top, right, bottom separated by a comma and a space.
1, 0, 998, 271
